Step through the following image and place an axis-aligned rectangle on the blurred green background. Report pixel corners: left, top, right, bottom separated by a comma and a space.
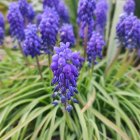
135, 0, 140, 17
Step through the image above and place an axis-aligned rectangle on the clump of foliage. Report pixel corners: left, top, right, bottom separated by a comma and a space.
0, 0, 140, 140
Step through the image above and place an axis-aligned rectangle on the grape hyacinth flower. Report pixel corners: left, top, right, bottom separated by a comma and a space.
95, 0, 108, 34
87, 31, 105, 65
22, 24, 43, 80
0, 28, 4, 45
116, 14, 140, 50
0, 12, 5, 45
7, 2, 25, 41
60, 24, 75, 46
27, 4, 35, 22
22, 24, 42, 58
123, 0, 135, 15
77, 0, 96, 39
57, 1, 70, 23
39, 7, 59, 54
51, 42, 83, 112
43, 0, 69, 23
42, 0, 59, 9
18, 0, 28, 17
18, 0, 35, 23
0, 12, 5, 29
36, 13, 42, 26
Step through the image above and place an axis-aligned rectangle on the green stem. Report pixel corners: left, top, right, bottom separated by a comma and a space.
35, 55, 43, 81
105, 46, 121, 77
133, 57, 140, 66
18, 42, 24, 57
65, 111, 73, 131
48, 54, 51, 67
18, 42, 29, 65
83, 26, 88, 59
112, 49, 136, 84
89, 62, 94, 78
122, 49, 129, 63
128, 49, 136, 65
2, 45, 13, 59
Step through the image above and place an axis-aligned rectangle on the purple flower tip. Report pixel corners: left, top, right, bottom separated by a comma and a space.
52, 100, 59, 106
7, 2, 25, 41
116, 13, 140, 50
22, 24, 42, 58
0, 28, 4, 45
66, 104, 73, 112
60, 24, 75, 46
0, 12, 5, 29
77, 0, 96, 39
0, 12, 5, 45
123, 0, 135, 15
87, 31, 105, 65
18, 0, 35, 23
95, 0, 108, 34
39, 7, 59, 54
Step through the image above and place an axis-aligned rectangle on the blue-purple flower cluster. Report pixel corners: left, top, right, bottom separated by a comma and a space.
116, 14, 140, 50
18, 0, 28, 17
0, 13, 4, 29
36, 13, 42, 26
0, 12, 5, 45
27, 4, 35, 22
22, 24, 42, 58
123, 0, 135, 15
95, 0, 108, 34
57, 1, 70, 23
43, 0, 69, 23
60, 24, 75, 46
77, 0, 96, 39
87, 31, 105, 65
0, 28, 4, 46
18, 0, 35, 23
39, 7, 59, 54
7, 3, 25, 42
51, 42, 83, 112
42, 0, 59, 9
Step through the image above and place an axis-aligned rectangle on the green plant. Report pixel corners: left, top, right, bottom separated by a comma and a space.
0, 0, 140, 140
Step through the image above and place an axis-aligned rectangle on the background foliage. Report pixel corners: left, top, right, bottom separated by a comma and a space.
0, 0, 140, 140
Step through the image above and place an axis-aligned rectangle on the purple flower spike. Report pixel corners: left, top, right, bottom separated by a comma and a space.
60, 24, 75, 46
43, 0, 69, 23
39, 7, 59, 54
0, 12, 5, 29
27, 4, 35, 22
95, 0, 108, 34
52, 100, 59, 106
18, 0, 35, 23
66, 104, 73, 112
0, 28, 4, 45
116, 14, 140, 50
36, 13, 42, 26
51, 42, 83, 112
42, 0, 59, 9
57, 1, 70, 23
87, 31, 105, 65
0, 12, 5, 45
123, 0, 135, 15
22, 24, 42, 58
77, 0, 96, 39
7, 2, 25, 41
18, 0, 28, 17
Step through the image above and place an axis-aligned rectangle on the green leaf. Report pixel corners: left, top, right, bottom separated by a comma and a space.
106, 0, 125, 66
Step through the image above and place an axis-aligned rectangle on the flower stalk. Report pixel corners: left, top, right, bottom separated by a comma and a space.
105, 46, 122, 77
112, 49, 136, 84
35, 55, 43, 81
